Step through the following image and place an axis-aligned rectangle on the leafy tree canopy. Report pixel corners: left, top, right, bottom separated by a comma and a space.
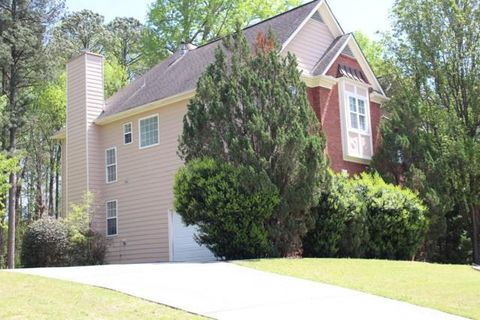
142, 0, 301, 66
374, 0, 480, 264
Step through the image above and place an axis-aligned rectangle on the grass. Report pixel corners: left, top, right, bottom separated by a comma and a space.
236, 258, 480, 320
0, 272, 205, 320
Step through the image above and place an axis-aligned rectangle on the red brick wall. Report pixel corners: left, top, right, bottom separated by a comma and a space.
306, 55, 382, 175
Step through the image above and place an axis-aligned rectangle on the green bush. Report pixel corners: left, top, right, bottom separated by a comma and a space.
67, 230, 107, 266
21, 218, 68, 267
359, 174, 428, 259
64, 192, 106, 265
304, 172, 428, 260
21, 193, 107, 268
303, 173, 368, 257
174, 158, 280, 260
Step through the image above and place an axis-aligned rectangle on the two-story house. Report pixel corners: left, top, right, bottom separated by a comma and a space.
54, 0, 388, 263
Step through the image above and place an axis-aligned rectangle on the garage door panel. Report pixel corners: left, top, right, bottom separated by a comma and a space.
170, 212, 216, 262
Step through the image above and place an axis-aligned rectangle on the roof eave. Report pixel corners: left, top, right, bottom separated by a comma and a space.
95, 89, 196, 126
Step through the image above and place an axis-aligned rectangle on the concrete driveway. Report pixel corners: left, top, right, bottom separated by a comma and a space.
14, 262, 466, 320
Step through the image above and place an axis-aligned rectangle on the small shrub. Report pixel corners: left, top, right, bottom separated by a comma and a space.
174, 158, 280, 260
21, 218, 68, 267
67, 229, 107, 265
303, 172, 428, 260
65, 192, 106, 265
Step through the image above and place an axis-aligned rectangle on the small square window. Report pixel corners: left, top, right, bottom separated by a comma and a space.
123, 123, 132, 145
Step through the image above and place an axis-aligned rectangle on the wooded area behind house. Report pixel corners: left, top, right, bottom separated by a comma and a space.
0, 0, 479, 268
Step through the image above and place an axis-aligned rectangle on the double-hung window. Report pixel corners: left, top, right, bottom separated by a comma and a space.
106, 200, 118, 236
340, 81, 373, 162
123, 122, 132, 144
348, 96, 368, 132
105, 147, 117, 183
139, 115, 159, 148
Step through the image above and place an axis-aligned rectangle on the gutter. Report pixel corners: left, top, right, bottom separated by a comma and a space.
95, 90, 196, 126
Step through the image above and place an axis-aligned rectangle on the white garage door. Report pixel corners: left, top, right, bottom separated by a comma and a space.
169, 211, 216, 262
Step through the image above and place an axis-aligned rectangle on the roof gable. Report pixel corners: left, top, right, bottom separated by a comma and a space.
314, 34, 386, 96
100, 0, 386, 122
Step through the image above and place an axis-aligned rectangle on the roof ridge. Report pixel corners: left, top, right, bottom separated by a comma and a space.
193, 0, 322, 50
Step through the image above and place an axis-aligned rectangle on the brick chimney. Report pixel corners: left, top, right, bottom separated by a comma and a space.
64, 52, 104, 213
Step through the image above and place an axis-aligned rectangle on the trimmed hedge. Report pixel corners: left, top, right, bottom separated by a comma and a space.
303, 172, 428, 260
174, 158, 280, 260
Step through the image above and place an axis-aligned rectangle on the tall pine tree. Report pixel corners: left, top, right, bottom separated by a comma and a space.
179, 30, 329, 256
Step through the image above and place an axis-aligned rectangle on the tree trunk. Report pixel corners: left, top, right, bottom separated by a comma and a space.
7, 128, 17, 269
0, 215, 4, 268
55, 144, 61, 218
473, 206, 480, 265
35, 160, 44, 219
48, 148, 55, 216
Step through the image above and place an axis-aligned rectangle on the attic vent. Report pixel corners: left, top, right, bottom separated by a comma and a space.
311, 11, 324, 23
342, 45, 355, 57
337, 64, 368, 84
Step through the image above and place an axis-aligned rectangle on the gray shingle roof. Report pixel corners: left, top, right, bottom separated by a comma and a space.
101, 0, 322, 119
312, 33, 351, 76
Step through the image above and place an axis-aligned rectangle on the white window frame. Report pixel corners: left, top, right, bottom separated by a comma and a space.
338, 78, 373, 163
347, 95, 369, 134
123, 122, 133, 145
105, 147, 118, 184
138, 114, 160, 149
106, 200, 118, 237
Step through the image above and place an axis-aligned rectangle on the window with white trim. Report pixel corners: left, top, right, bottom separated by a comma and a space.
105, 147, 117, 183
106, 200, 117, 236
139, 115, 159, 148
123, 122, 132, 144
348, 96, 368, 132
340, 81, 373, 161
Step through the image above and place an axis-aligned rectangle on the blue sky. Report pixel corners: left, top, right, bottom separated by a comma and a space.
64, 0, 394, 39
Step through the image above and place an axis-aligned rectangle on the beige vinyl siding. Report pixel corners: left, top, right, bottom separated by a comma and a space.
61, 139, 67, 217
284, 15, 334, 72
97, 101, 187, 263
65, 53, 104, 221
85, 54, 105, 231
66, 55, 88, 210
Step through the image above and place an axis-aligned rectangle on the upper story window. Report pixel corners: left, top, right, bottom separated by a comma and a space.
139, 114, 159, 149
105, 147, 117, 183
106, 200, 118, 236
123, 122, 132, 145
340, 80, 373, 162
348, 96, 368, 132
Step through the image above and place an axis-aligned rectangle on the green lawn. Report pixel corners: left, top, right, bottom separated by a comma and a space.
236, 258, 479, 320
0, 272, 204, 320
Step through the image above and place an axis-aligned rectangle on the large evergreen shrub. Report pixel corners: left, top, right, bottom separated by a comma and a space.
174, 158, 280, 259
304, 172, 428, 260
21, 218, 68, 267
178, 30, 329, 256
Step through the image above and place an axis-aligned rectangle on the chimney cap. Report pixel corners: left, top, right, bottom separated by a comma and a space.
179, 41, 197, 54
67, 50, 104, 64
